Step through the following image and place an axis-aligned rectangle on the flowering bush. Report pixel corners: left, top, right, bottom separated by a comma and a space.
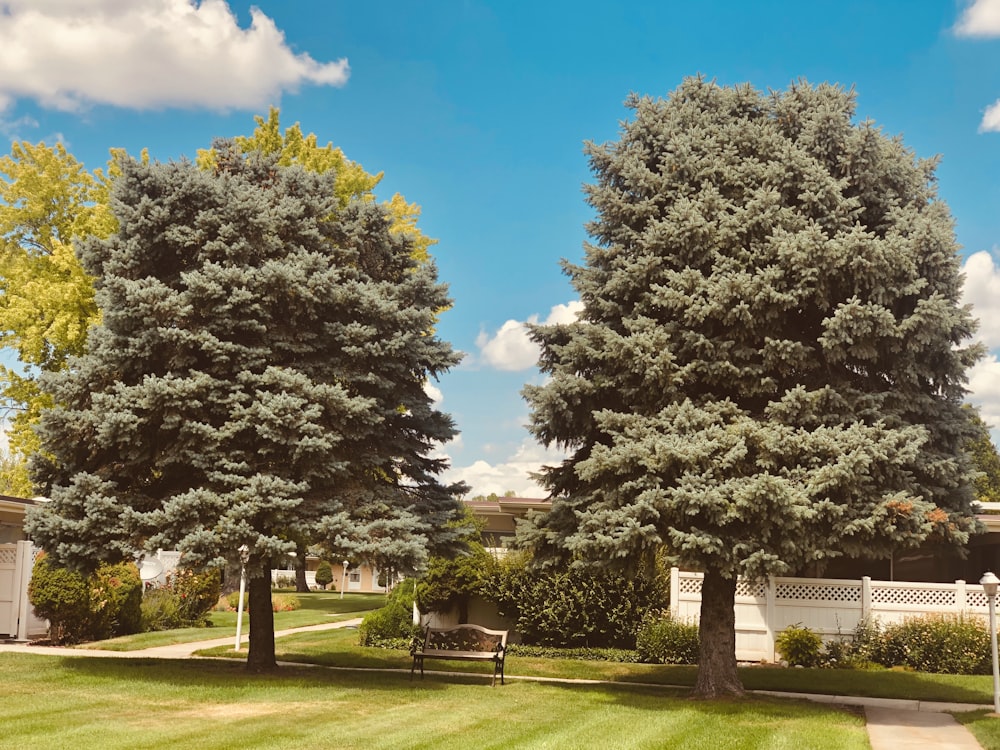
874, 614, 992, 675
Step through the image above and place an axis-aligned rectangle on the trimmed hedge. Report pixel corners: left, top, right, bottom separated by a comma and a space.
481, 553, 668, 649
635, 612, 700, 665
359, 579, 420, 648
28, 554, 142, 644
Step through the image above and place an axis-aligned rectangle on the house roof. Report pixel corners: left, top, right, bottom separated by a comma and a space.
464, 496, 550, 517
0, 495, 34, 515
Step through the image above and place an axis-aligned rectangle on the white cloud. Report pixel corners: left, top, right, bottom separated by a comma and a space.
956, 0, 1000, 36
962, 251, 1000, 348
968, 356, 1000, 438
477, 300, 584, 371
441, 438, 568, 499
0, 0, 349, 113
981, 100, 1000, 133
423, 380, 443, 406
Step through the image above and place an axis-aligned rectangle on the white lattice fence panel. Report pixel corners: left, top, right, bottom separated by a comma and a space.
0, 547, 16, 566
966, 590, 990, 608
775, 582, 861, 604
735, 579, 766, 598
872, 585, 956, 608
677, 575, 703, 595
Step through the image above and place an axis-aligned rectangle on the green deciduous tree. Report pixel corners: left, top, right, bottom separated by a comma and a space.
0, 142, 117, 495
521, 78, 982, 698
965, 406, 1000, 503
26, 142, 465, 671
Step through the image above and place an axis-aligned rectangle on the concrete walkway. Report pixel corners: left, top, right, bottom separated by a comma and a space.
0, 621, 991, 749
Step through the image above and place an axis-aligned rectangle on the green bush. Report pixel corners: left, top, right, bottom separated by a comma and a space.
874, 614, 992, 675
90, 561, 142, 639
28, 555, 143, 643
775, 624, 823, 667
417, 543, 492, 620
481, 552, 667, 649
314, 561, 333, 590
141, 586, 184, 631
169, 568, 221, 625
359, 579, 420, 648
635, 612, 700, 665
27, 553, 93, 644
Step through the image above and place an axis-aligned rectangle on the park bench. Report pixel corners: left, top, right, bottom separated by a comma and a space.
410, 623, 509, 686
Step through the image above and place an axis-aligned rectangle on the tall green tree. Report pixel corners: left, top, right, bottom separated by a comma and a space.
521, 78, 982, 698
26, 143, 465, 671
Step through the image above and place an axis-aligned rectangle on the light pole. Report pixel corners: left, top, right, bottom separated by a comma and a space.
981, 571, 1000, 714
234, 544, 250, 651
340, 560, 349, 600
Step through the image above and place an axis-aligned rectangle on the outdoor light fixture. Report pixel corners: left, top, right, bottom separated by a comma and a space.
234, 544, 250, 651
340, 560, 349, 600
981, 571, 1000, 715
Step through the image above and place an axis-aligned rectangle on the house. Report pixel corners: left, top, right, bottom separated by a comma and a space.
0, 495, 34, 544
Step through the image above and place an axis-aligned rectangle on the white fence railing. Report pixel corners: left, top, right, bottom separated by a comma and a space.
670, 567, 995, 663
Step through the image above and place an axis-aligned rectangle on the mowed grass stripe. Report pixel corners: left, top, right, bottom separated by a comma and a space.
0, 654, 867, 750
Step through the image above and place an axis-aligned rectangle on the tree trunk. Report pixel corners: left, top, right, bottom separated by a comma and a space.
693, 567, 744, 699
246, 573, 277, 673
294, 549, 309, 593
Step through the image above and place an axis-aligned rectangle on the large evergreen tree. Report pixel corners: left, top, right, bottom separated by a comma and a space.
522, 78, 982, 698
26, 142, 465, 671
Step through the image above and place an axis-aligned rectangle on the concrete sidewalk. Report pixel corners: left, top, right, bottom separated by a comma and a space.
0, 621, 992, 749
0, 617, 362, 659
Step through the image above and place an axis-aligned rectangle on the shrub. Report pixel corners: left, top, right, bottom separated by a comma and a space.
271, 593, 300, 612
417, 543, 492, 620
875, 614, 992, 675
775, 624, 823, 667
359, 578, 420, 648
481, 552, 668, 649
90, 561, 142, 639
27, 554, 93, 644
169, 568, 221, 625
314, 561, 333, 590
635, 612, 700, 665
141, 586, 184, 631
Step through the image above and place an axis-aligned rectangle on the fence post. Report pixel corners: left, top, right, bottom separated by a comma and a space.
956, 580, 967, 611
765, 576, 776, 662
670, 567, 679, 617
861, 576, 871, 622
14, 541, 33, 641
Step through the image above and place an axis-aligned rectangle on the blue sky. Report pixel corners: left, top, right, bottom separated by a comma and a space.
2, 0, 1000, 498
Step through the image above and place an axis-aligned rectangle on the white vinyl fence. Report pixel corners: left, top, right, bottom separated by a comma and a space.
670, 567, 995, 663
0, 542, 47, 640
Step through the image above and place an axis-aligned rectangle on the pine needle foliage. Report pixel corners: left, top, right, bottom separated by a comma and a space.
521, 77, 983, 697
25, 142, 465, 669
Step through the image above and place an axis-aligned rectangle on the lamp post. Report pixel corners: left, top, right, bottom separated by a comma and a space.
340, 560, 349, 600
981, 572, 1000, 714
234, 544, 250, 651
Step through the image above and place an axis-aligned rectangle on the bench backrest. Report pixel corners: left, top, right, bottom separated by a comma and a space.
424, 624, 508, 652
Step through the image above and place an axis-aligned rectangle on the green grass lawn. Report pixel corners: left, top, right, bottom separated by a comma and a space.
0, 653, 869, 750
77, 592, 383, 652
956, 710, 1000, 750
197, 626, 1000, 707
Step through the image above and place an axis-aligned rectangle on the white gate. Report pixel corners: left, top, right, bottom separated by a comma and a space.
0, 541, 45, 640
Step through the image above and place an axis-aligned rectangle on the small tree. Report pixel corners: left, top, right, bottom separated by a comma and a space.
314, 560, 333, 590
